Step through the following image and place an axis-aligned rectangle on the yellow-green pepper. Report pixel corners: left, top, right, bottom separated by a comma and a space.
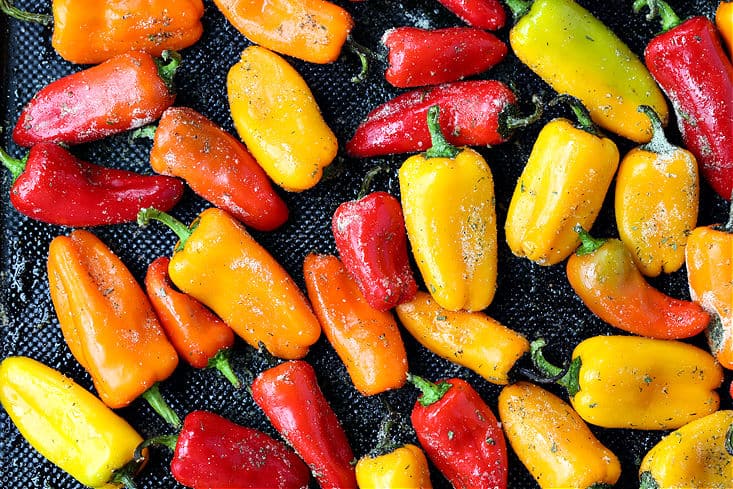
399, 105, 497, 312
355, 444, 433, 489
0, 356, 143, 488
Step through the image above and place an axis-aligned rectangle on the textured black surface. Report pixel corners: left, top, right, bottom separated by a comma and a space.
0, 0, 729, 488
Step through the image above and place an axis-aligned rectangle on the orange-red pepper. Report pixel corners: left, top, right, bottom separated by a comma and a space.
718, 1, 733, 56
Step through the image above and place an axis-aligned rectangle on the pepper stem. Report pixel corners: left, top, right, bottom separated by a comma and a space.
208, 348, 242, 389
574, 224, 606, 255
424, 106, 460, 160
633, 0, 682, 32
0, 0, 53, 25
155, 50, 181, 93
345, 36, 375, 84
137, 207, 192, 248
638, 105, 675, 154
498, 94, 543, 139
130, 125, 158, 141
368, 402, 401, 458
407, 373, 452, 407
109, 463, 139, 489
134, 434, 180, 461
639, 471, 660, 489
552, 94, 600, 136
357, 166, 383, 199
504, 0, 533, 21
726, 423, 733, 456
0, 147, 27, 184
529, 339, 581, 397
141, 383, 181, 429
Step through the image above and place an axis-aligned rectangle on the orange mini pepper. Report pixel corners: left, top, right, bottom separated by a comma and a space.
303, 253, 408, 396
47, 229, 181, 427
212, 0, 353, 64
138, 207, 321, 360
717, 1, 733, 56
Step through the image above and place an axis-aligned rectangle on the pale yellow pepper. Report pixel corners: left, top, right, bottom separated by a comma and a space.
355, 444, 433, 489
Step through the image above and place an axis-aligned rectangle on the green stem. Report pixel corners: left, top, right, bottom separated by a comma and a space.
109, 465, 139, 489
345, 36, 375, 84
0, 147, 27, 183
638, 105, 675, 154
141, 383, 181, 429
499, 94, 543, 139
424, 106, 460, 159
553, 94, 600, 136
504, 0, 533, 21
574, 224, 606, 256
639, 471, 659, 489
529, 339, 581, 397
0, 0, 53, 25
137, 207, 192, 248
633, 0, 682, 32
130, 125, 158, 141
407, 373, 452, 407
155, 50, 181, 93
133, 434, 179, 465
357, 166, 383, 199
208, 348, 242, 389
726, 423, 733, 456
587, 484, 614, 489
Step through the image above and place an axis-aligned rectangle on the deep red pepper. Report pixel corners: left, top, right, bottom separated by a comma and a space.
382, 26, 507, 88
13, 51, 179, 147
409, 374, 508, 489
0, 142, 183, 227
251, 360, 357, 489
436, 0, 506, 30
332, 188, 417, 311
636, 0, 733, 200
139, 410, 311, 489
346, 80, 540, 158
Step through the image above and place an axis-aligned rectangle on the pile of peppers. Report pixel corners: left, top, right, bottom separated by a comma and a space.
1, 0, 733, 488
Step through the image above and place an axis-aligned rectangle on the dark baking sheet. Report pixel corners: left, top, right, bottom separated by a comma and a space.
1, 0, 729, 488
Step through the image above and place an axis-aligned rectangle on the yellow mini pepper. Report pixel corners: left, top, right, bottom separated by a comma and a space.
505, 95, 619, 266
0, 356, 143, 488
499, 381, 621, 489
356, 444, 433, 489
395, 291, 528, 384
399, 105, 497, 312
639, 410, 733, 489
227, 46, 338, 192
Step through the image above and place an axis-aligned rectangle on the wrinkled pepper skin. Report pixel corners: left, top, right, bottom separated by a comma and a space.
567, 228, 710, 339
169, 410, 311, 489
355, 444, 433, 489
13, 52, 177, 147
47, 230, 179, 410
396, 291, 528, 385
508, 0, 668, 142
0, 356, 143, 488
505, 100, 619, 266
213, 0, 352, 64
498, 381, 621, 489
718, 1, 733, 56
51, 0, 204, 64
639, 410, 733, 489
227, 46, 338, 192
251, 360, 357, 489
332, 191, 417, 311
615, 106, 699, 276
436, 0, 506, 30
1, 142, 183, 227
149, 106, 289, 231
382, 27, 507, 88
303, 254, 408, 396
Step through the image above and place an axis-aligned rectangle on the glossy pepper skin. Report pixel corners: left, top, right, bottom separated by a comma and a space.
638, 0, 733, 199
0, 357, 143, 489
399, 105, 497, 312
332, 190, 417, 311
13, 51, 179, 147
686, 199, 733, 369
148, 106, 289, 231
382, 27, 507, 88
396, 291, 529, 385
0, 142, 183, 227
138, 207, 321, 360
639, 410, 733, 489
251, 360, 357, 489
498, 381, 621, 489
718, 1, 733, 56
507, 0, 668, 143
355, 444, 432, 489
303, 254, 408, 396
409, 375, 508, 489
567, 226, 710, 339
213, 0, 352, 64
615, 106, 699, 276
50, 0, 203, 64
436, 0, 506, 30
532, 336, 723, 429
47, 230, 180, 417
228, 46, 338, 192
505, 96, 620, 266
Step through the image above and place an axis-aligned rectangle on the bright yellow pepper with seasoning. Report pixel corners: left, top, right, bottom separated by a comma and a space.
399, 105, 497, 312
505, 95, 619, 266
639, 410, 733, 489
356, 444, 433, 489
499, 381, 621, 489
0, 356, 144, 488
227, 45, 338, 192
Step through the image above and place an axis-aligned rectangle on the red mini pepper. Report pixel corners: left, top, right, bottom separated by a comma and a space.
436, 0, 506, 30
144, 257, 240, 388
346, 80, 540, 158
13, 51, 179, 147
409, 374, 508, 489
0, 142, 183, 227
138, 410, 311, 489
332, 186, 417, 311
635, 0, 733, 200
251, 360, 357, 489
382, 27, 507, 88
